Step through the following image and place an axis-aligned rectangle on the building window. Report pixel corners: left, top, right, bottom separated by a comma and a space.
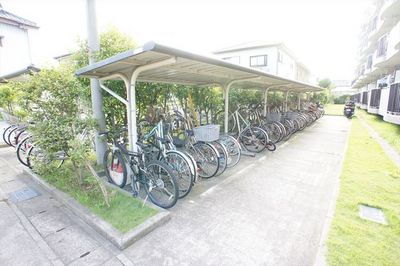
0, 36, 3, 47
377, 35, 388, 57
278, 51, 283, 63
222, 56, 240, 65
250, 55, 267, 67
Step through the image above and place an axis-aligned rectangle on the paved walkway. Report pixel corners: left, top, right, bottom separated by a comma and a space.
123, 116, 351, 265
0, 116, 351, 265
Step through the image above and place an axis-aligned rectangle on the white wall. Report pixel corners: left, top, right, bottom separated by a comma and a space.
276, 49, 296, 80
215, 46, 278, 75
0, 23, 32, 76
379, 86, 389, 116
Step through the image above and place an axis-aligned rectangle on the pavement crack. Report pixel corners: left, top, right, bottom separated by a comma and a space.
79, 251, 90, 258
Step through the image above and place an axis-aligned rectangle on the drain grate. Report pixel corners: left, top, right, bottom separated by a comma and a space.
9, 187, 41, 203
359, 204, 387, 225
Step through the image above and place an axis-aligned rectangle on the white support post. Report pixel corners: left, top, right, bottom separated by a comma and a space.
263, 87, 270, 116
223, 76, 260, 133
223, 85, 230, 134
127, 57, 177, 151
263, 84, 289, 116
285, 90, 292, 112
298, 93, 301, 110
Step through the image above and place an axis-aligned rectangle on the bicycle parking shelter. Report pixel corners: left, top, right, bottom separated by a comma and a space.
76, 41, 322, 152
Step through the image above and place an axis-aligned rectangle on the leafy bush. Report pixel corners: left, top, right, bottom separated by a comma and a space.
333, 95, 350, 104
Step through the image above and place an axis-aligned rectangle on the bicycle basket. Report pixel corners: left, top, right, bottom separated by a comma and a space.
193, 124, 220, 142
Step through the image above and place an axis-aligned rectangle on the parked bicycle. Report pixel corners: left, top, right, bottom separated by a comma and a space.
102, 128, 179, 209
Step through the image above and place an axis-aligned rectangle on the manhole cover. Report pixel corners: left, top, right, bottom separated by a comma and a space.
9, 187, 41, 203
359, 204, 387, 225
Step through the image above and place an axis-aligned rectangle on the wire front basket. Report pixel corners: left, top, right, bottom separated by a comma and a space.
193, 124, 220, 142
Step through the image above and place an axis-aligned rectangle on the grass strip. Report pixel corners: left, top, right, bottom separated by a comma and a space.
357, 108, 400, 154
41, 163, 157, 233
327, 117, 400, 266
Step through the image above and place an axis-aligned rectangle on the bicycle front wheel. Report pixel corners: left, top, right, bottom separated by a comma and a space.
16, 136, 32, 167
2, 125, 17, 146
240, 126, 267, 153
218, 135, 241, 168
163, 150, 194, 199
211, 141, 228, 176
144, 161, 179, 209
190, 142, 220, 179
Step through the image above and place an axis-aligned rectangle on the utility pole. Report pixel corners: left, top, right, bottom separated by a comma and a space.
86, 0, 107, 164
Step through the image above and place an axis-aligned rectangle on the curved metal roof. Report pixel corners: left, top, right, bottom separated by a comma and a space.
76, 41, 321, 92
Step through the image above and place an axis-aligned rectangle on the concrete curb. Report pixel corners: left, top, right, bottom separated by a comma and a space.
0, 143, 10, 148
23, 169, 171, 250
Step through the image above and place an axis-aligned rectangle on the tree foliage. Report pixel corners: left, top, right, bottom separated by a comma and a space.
318, 78, 332, 89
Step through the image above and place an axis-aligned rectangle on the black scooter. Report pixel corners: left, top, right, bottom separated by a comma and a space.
343, 101, 355, 119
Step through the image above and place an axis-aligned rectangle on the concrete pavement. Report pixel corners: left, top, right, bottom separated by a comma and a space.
122, 116, 351, 265
0, 116, 351, 265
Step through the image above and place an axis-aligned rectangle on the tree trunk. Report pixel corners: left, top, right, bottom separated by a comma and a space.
72, 160, 84, 185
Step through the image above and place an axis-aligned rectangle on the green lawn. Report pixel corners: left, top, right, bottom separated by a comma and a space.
327, 118, 400, 266
324, 104, 344, 116
41, 163, 157, 233
357, 109, 400, 153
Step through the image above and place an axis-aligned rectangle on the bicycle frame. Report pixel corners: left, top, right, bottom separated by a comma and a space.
143, 119, 197, 179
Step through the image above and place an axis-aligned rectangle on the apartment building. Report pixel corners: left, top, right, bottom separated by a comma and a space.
213, 41, 311, 83
0, 4, 38, 81
351, 0, 400, 125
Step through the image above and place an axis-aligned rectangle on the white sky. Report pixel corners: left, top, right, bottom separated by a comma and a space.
2, 0, 373, 81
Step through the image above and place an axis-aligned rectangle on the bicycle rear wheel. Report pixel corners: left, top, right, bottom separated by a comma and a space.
103, 149, 127, 188
144, 161, 179, 209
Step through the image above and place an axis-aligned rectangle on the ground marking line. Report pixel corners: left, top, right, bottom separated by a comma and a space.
200, 162, 256, 197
